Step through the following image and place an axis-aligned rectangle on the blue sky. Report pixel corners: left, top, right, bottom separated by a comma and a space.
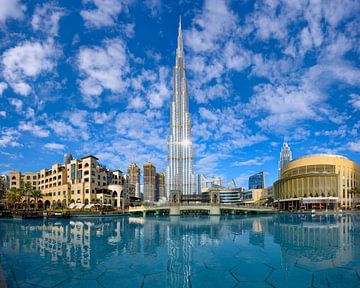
0, 0, 359, 188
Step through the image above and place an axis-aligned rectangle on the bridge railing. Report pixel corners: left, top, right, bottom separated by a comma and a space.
129, 203, 275, 210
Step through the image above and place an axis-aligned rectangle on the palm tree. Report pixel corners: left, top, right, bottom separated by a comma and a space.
22, 182, 33, 210
31, 189, 42, 210
7, 188, 23, 209
350, 187, 360, 208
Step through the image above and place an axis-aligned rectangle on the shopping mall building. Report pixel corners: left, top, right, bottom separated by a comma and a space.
274, 154, 360, 210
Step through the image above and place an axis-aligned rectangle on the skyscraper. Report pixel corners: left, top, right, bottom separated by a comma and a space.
166, 18, 195, 196
278, 142, 292, 178
144, 163, 156, 202
156, 173, 166, 200
249, 172, 266, 189
127, 163, 141, 198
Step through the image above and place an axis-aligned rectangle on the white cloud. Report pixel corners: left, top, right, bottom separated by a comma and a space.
81, 0, 132, 28
31, 2, 66, 36
0, 128, 21, 148
0, 0, 26, 23
348, 141, 360, 152
19, 121, 49, 138
185, 0, 236, 52
44, 142, 65, 150
184, 0, 252, 103
0, 111, 6, 118
349, 93, 360, 110
144, 0, 161, 17
2, 41, 58, 96
146, 67, 170, 108
48, 110, 90, 141
0, 82, 8, 95
77, 38, 129, 108
127, 96, 146, 111
93, 110, 117, 124
9, 98, 23, 113
233, 156, 273, 167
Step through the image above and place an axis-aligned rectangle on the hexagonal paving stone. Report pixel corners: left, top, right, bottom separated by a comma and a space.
54, 278, 103, 288
143, 271, 191, 288
11, 266, 27, 285
169, 260, 206, 276
191, 270, 239, 288
71, 266, 106, 280
234, 282, 274, 288
98, 268, 144, 288
313, 268, 360, 288
204, 255, 241, 271
130, 259, 169, 275
25, 265, 71, 288
231, 262, 272, 282
267, 266, 313, 288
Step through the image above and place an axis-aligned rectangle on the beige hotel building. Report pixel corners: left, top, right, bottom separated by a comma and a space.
274, 154, 360, 210
9, 155, 131, 209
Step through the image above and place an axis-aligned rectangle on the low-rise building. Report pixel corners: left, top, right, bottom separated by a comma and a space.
8, 154, 131, 209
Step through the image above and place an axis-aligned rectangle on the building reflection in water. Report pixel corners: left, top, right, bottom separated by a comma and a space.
1, 214, 360, 287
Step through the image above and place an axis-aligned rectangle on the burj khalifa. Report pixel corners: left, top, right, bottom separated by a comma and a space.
166, 19, 195, 196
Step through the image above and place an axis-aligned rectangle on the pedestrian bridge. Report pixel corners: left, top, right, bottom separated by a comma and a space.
128, 204, 275, 216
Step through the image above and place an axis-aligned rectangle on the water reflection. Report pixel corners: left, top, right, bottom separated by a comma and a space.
1, 214, 360, 288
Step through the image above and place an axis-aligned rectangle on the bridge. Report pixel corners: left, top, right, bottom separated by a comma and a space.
128, 203, 275, 216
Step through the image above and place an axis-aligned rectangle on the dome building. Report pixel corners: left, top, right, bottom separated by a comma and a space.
274, 154, 360, 210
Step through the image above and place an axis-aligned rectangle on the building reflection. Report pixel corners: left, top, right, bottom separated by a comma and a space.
1, 214, 360, 287
272, 214, 360, 270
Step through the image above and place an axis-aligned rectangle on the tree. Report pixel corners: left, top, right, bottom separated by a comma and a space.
350, 187, 360, 207
7, 188, 23, 209
31, 189, 43, 210
22, 182, 33, 209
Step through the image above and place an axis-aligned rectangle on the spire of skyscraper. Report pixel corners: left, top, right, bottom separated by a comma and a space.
278, 141, 292, 178
166, 19, 195, 196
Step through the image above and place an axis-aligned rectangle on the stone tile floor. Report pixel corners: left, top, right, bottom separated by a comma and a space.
2, 251, 360, 288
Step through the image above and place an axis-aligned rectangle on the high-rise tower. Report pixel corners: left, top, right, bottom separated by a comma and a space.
127, 163, 141, 198
278, 142, 292, 178
166, 19, 195, 196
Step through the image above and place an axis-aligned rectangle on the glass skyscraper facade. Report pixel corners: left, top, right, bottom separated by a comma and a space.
166, 19, 195, 196
248, 172, 265, 189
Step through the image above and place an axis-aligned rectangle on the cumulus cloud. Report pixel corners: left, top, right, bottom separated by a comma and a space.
9, 98, 23, 113
0, 82, 8, 95
146, 67, 170, 108
349, 93, 360, 110
81, 0, 132, 28
0, 128, 21, 148
77, 38, 129, 108
31, 2, 66, 36
2, 41, 58, 96
0, 0, 26, 23
44, 142, 65, 150
127, 96, 146, 111
233, 156, 273, 167
185, 0, 236, 52
93, 110, 117, 124
348, 141, 360, 152
0, 111, 6, 118
18, 121, 49, 138
184, 0, 252, 103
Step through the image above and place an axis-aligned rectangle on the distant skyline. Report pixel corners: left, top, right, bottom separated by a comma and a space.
0, 0, 359, 188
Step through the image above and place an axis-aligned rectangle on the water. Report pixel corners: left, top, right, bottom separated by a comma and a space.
1, 214, 360, 288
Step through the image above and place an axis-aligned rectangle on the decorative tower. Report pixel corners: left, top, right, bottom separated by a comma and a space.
166, 18, 195, 196
278, 142, 292, 178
